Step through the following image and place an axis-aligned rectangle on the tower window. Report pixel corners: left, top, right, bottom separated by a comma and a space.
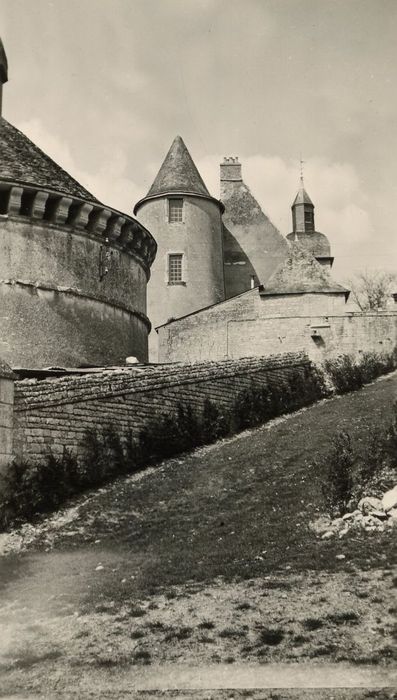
305, 210, 313, 223
168, 253, 183, 284
168, 198, 183, 223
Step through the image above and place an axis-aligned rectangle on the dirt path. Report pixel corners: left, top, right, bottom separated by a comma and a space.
0, 374, 396, 697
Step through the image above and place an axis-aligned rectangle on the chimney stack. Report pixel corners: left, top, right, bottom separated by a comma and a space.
220, 156, 242, 200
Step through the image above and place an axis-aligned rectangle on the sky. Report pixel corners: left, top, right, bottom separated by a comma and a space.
1, 0, 396, 282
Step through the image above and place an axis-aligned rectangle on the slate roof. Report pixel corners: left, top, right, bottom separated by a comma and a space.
146, 135, 210, 198
286, 230, 331, 257
261, 242, 349, 297
292, 186, 314, 206
0, 117, 99, 202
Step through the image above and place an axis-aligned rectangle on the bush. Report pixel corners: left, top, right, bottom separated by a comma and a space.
0, 448, 79, 528
324, 349, 397, 395
321, 431, 355, 517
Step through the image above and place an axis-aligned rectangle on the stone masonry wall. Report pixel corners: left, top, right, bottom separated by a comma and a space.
12, 353, 310, 465
157, 287, 397, 364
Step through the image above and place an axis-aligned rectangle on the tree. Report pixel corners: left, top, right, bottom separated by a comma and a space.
347, 270, 397, 311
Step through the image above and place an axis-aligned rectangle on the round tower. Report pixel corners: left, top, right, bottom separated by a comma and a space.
0, 38, 156, 368
0, 37, 8, 117
286, 180, 333, 268
134, 136, 225, 360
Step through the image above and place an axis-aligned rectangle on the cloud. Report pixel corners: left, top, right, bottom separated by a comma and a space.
17, 118, 142, 215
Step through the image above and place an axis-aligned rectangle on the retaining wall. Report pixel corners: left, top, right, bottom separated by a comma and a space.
12, 352, 310, 464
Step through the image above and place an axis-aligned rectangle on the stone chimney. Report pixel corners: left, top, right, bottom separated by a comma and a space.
220, 157, 242, 199
0, 37, 8, 117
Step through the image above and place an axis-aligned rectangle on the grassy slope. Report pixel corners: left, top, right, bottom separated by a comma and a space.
52, 372, 397, 594
0, 374, 396, 695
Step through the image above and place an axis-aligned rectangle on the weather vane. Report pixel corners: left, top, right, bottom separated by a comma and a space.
299, 154, 305, 185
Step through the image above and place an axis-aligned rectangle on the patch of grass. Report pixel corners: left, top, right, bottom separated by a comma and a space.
257, 628, 285, 646
129, 607, 147, 618
218, 627, 246, 639
292, 634, 310, 645
198, 635, 215, 644
165, 626, 193, 641
11, 649, 62, 670
263, 580, 292, 590
198, 620, 215, 629
130, 629, 145, 639
235, 601, 252, 611
303, 617, 324, 631
308, 643, 337, 658
327, 610, 360, 624
133, 650, 151, 664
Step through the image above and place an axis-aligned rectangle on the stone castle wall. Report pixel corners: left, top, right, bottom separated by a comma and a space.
157, 287, 397, 364
0, 185, 156, 367
12, 353, 309, 465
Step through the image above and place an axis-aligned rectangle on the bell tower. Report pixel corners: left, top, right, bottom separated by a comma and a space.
0, 37, 8, 117
291, 178, 315, 234
287, 177, 334, 269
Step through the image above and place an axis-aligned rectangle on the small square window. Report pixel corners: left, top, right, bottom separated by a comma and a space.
168, 253, 183, 284
168, 198, 183, 223
305, 211, 313, 223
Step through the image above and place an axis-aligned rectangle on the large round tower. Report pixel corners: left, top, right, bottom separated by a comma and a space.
134, 136, 225, 360
0, 39, 156, 368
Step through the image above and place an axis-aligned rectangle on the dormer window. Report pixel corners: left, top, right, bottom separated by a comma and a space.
168, 198, 183, 223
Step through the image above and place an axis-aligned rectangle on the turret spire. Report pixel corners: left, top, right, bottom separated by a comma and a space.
0, 37, 8, 116
291, 175, 315, 234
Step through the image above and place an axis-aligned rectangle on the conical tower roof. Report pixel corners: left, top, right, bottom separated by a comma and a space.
0, 117, 99, 202
147, 135, 210, 198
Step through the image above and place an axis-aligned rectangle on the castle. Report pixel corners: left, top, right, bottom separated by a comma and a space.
0, 35, 396, 472
0, 35, 395, 372
135, 135, 349, 361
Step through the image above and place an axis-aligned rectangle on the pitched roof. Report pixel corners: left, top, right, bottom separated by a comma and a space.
0, 117, 99, 202
147, 135, 210, 198
0, 38, 8, 83
292, 186, 313, 206
261, 242, 349, 297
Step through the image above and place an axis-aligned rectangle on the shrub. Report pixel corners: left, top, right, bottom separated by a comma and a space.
324, 349, 397, 395
201, 398, 230, 443
357, 426, 389, 485
0, 448, 79, 528
321, 431, 355, 517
